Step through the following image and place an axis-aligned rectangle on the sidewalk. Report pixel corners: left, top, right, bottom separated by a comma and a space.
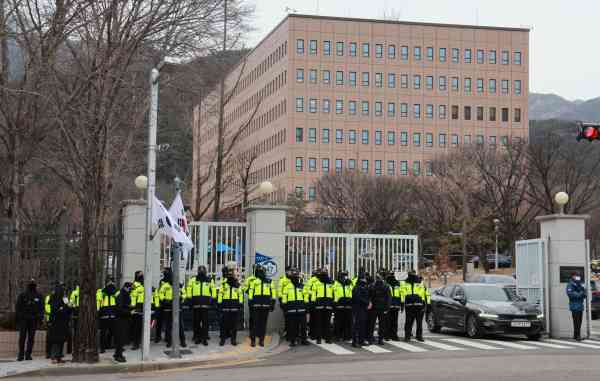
0, 331, 283, 378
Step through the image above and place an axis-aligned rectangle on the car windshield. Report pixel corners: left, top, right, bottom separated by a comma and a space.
465, 286, 512, 302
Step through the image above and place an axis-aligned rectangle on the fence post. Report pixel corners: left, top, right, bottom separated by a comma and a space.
413, 236, 419, 274
347, 236, 355, 277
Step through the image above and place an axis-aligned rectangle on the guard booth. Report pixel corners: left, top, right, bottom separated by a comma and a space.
515, 214, 593, 339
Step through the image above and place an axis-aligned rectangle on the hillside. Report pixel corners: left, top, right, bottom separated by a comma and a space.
529, 93, 600, 121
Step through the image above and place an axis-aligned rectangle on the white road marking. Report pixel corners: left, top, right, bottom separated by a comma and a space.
308, 339, 355, 355
420, 340, 464, 351
480, 340, 538, 350
546, 339, 600, 349
441, 338, 500, 350
386, 340, 429, 352
362, 344, 393, 354
521, 341, 573, 349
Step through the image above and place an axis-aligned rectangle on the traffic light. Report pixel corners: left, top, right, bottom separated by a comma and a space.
576, 122, 600, 142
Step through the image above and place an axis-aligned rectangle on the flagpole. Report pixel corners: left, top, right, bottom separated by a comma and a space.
170, 177, 184, 359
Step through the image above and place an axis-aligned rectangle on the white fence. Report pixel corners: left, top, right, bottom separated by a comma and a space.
285, 233, 418, 278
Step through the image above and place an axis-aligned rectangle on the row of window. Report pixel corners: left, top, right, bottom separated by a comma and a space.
233, 40, 288, 98
295, 69, 522, 95
231, 158, 287, 193
236, 129, 286, 167
295, 39, 523, 66
294, 99, 522, 122
239, 100, 287, 141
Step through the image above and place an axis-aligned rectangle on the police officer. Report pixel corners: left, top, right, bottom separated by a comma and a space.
278, 266, 292, 341
47, 283, 71, 364
241, 265, 258, 338
311, 269, 335, 344
130, 271, 144, 350
98, 276, 118, 353
68, 284, 80, 354
369, 270, 391, 345
187, 265, 215, 345
351, 276, 371, 347
44, 290, 52, 358
305, 269, 319, 339
154, 273, 166, 343
248, 265, 276, 347
281, 268, 309, 346
566, 272, 586, 341
114, 282, 133, 363
15, 279, 44, 361
158, 269, 187, 348
402, 270, 428, 342
217, 265, 243, 346
333, 271, 353, 342
385, 272, 402, 341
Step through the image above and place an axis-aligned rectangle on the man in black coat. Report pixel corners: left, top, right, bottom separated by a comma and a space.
351, 277, 371, 347
114, 282, 133, 363
369, 270, 391, 345
15, 279, 44, 361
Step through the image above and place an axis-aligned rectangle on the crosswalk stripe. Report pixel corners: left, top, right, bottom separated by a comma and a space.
582, 339, 600, 345
420, 340, 464, 351
591, 330, 600, 335
307, 339, 354, 355
520, 341, 572, 349
386, 340, 429, 352
480, 340, 537, 350
546, 339, 600, 349
362, 344, 393, 354
441, 338, 500, 350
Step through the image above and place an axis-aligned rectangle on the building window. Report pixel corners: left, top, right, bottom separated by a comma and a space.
362, 129, 369, 144
350, 42, 357, 56
476, 135, 484, 145
489, 79, 496, 94
295, 127, 303, 142
322, 128, 330, 144
388, 102, 396, 117
451, 105, 459, 120
323, 70, 331, 84
336, 71, 344, 85
295, 157, 303, 172
489, 136, 497, 147
401, 74, 408, 88
464, 77, 472, 94
400, 132, 408, 146
297, 39, 305, 55
322, 158, 330, 173
414, 104, 421, 119
490, 107, 497, 121
375, 72, 383, 87
426, 76, 433, 90
400, 161, 408, 176
322, 99, 331, 113
413, 161, 421, 176
452, 76, 459, 91
362, 72, 369, 86
308, 186, 316, 201
439, 133, 447, 147
361, 160, 369, 174
375, 101, 383, 117
489, 50, 497, 64
336, 99, 343, 114
376, 44, 383, 58
514, 51, 522, 65
401, 45, 409, 60
501, 136, 508, 146
388, 44, 396, 58
400, 103, 408, 118
464, 135, 472, 145
439, 47, 447, 63
335, 129, 343, 144
439, 76, 447, 91
501, 79, 509, 95
309, 69, 317, 84
362, 43, 370, 57
413, 132, 421, 146
349, 71, 357, 87
452, 48, 459, 63
296, 97, 304, 112
426, 104, 434, 119
323, 40, 331, 56
414, 46, 421, 60
349, 130, 357, 144
309, 98, 317, 113
308, 128, 317, 143
439, 105, 447, 119
336, 41, 344, 56
414, 75, 421, 89
387, 131, 396, 145
464, 48, 472, 63
296, 68, 304, 82
502, 107, 509, 122
451, 134, 459, 147
387, 160, 395, 176
427, 46, 434, 61
308, 39, 317, 55
477, 49, 484, 64
308, 157, 316, 172
295, 186, 304, 197
375, 130, 382, 145
388, 73, 396, 88
349, 100, 357, 115
477, 106, 484, 121
425, 161, 433, 176
425, 133, 433, 147
348, 159, 356, 170
477, 78, 484, 94
375, 160, 382, 176
514, 108, 521, 122
362, 101, 369, 115
335, 159, 343, 174
464, 106, 471, 120
501, 50, 509, 65
515, 80, 522, 96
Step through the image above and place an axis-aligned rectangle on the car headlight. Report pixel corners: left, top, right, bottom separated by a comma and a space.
478, 310, 499, 319
536, 313, 544, 319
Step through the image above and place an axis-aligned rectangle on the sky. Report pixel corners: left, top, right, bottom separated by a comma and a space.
245, 0, 599, 101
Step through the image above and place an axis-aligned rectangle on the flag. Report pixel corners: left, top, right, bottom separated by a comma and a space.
152, 195, 193, 248
168, 192, 188, 234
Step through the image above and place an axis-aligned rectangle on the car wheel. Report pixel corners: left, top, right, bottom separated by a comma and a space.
466, 315, 481, 339
427, 312, 442, 333
527, 333, 541, 341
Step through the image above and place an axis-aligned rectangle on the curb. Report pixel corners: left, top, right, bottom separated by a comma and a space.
5, 333, 283, 378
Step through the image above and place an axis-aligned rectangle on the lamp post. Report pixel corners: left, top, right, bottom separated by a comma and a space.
555, 191, 569, 214
170, 176, 184, 359
493, 218, 500, 271
247, 181, 274, 204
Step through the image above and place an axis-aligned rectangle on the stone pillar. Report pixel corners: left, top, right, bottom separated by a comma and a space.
121, 200, 161, 287
536, 214, 591, 339
246, 204, 288, 333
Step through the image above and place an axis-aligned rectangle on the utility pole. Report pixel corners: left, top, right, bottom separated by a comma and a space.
170, 176, 184, 359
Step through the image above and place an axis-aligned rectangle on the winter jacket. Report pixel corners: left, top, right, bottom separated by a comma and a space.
566, 280, 586, 312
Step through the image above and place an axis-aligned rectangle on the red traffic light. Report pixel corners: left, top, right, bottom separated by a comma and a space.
583, 126, 599, 140
577, 122, 600, 142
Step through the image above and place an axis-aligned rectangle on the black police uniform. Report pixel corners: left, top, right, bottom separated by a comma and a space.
351, 278, 370, 347
15, 281, 44, 361
369, 276, 391, 344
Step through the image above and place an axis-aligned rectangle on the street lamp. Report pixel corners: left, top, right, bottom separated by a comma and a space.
493, 218, 500, 271
555, 192, 569, 214
248, 181, 274, 203
135, 175, 148, 199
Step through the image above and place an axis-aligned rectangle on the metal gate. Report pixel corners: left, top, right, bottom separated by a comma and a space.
285, 233, 418, 279
189, 222, 247, 277
515, 239, 546, 327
